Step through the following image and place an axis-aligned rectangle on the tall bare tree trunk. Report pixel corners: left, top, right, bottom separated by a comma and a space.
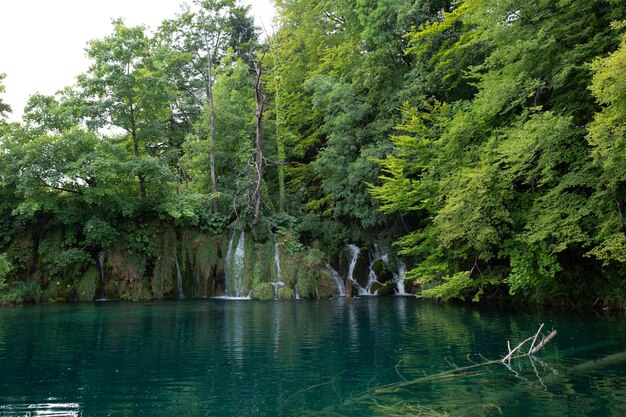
273, 50, 286, 212
252, 61, 265, 226
207, 47, 219, 213
130, 104, 147, 198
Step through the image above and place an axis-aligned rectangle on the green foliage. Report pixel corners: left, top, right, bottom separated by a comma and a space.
0, 280, 40, 305
1, 0, 625, 307
373, 0, 626, 303
0, 253, 13, 293
124, 223, 158, 256
505, 241, 562, 296
420, 272, 474, 301
585, 26, 626, 268
52, 249, 93, 276
1, 247, 40, 305
0, 73, 10, 121
83, 219, 119, 248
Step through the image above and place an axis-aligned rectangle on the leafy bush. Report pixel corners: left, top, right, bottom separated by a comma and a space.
0, 253, 13, 293
0, 280, 40, 305
83, 219, 119, 248
51, 248, 93, 275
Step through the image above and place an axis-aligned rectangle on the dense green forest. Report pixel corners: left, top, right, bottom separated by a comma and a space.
0, 0, 625, 307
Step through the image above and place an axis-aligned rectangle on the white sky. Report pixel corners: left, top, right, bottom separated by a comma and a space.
0, 0, 276, 121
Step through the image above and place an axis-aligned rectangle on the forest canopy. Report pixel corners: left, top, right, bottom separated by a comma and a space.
1, 0, 625, 307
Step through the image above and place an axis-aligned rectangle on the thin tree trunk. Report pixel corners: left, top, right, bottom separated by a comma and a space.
252, 61, 265, 226
207, 46, 219, 213
273, 50, 286, 212
130, 104, 147, 198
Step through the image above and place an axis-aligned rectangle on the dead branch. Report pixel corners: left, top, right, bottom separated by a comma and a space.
369, 325, 557, 396
530, 330, 557, 355
528, 323, 544, 354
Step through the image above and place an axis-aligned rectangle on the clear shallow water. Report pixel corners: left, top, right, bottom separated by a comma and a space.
0, 298, 624, 416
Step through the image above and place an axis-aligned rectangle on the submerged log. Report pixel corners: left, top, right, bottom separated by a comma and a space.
306, 324, 626, 416
370, 324, 557, 395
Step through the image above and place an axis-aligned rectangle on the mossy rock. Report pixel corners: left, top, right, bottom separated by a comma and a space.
372, 281, 395, 296
278, 286, 294, 300
251, 283, 275, 300
371, 259, 394, 283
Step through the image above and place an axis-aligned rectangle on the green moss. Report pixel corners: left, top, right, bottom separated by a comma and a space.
375, 281, 396, 296
249, 239, 276, 289
194, 236, 219, 296
278, 286, 294, 300
242, 232, 255, 291
316, 268, 336, 298
281, 247, 335, 299
6, 235, 36, 278
152, 226, 177, 299
107, 246, 148, 300
43, 279, 63, 301
181, 229, 227, 297
281, 249, 301, 289
251, 282, 275, 300
372, 259, 394, 283
77, 266, 99, 301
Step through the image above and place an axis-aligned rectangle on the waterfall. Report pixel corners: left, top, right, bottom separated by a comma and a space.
273, 239, 282, 281
97, 250, 106, 300
223, 233, 235, 291
270, 281, 286, 299
233, 232, 245, 297
326, 263, 345, 297
271, 242, 285, 299
223, 231, 247, 298
364, 244, 385, 295
175, 253, 184, 299
346, 245, 367, 295
294, 283, 301, 300
394, 262, 408, 296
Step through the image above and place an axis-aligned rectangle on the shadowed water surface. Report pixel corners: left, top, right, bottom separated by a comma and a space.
0, 298, 624, 416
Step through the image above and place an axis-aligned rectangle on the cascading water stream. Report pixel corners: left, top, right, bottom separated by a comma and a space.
97, 250, 106, 300
222, 231, 248, 298
270, 281, 286, 299
269, 240, 286, 299
175, 253, 184, 299
273, 239, 282, 281
223, 233, 235, 284
394, 262, 408, 296
364, 244, 385, 295
294, 283, 301, 300
232, 231, 246, 297
346, 245, 367, 295
338, 243, 411, 297
326, 263, 345, 297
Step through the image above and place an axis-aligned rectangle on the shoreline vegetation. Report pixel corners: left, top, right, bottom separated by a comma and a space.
1, 1, 626, 309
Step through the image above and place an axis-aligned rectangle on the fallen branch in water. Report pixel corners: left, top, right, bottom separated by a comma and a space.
314, 326, 626, 416
368, 324, 557, 395
502, 323, 557, 363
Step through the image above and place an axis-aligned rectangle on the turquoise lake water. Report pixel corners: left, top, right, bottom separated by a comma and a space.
0, 298, 624, 416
